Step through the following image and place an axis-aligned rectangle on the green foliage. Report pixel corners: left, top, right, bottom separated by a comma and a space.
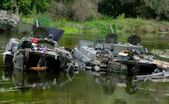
144, 0, 169, 19
98, 0, 121, 18
0, 0, 50, 15
2, 0, 169, 20
48, 0, 100, 21
0, 0, 12, 10
33, 0, 49, 13
98, 0, 159, 19
117, 14, 125, 19
36, 14, 52, 26
54, 0, 75, 4
23, 15, 169, 35
18, 0, 32, 14
47, 0, 169, 20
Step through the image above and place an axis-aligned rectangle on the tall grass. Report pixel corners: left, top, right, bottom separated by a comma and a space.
36, 14, 52, 26
21, 14, 169, 35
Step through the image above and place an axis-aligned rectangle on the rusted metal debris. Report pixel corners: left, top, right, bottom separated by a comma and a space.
3, 31, 169, 85
3, 37, 77, 86
73, 34, 169, 82
135, 71, 169, 82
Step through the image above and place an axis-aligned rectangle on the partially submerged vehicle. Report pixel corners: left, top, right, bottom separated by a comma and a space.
73, 34, 169, 75
3, 26, 75, 86
73, 35, 146, 63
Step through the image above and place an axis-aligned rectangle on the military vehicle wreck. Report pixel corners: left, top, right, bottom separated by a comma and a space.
3, 26, 169, 86
73, 34, 169, 80
3, 26, 76, 86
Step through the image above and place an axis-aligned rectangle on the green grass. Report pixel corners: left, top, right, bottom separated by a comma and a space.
21, 14, 169, 35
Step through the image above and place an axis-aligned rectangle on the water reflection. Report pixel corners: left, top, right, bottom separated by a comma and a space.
2, 56, 75, 93
0, 32, 169, 104
12, 70, 74, 90
94, 73, 117, 94
125, 75, 138, 94
113, 98, 127, 104
4, 65, 139, 96
92, 71, 139, 95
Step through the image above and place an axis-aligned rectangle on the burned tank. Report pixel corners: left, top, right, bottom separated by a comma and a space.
73, 39, 128, 73
2, 26, 76, 86
73, 34, 167, 75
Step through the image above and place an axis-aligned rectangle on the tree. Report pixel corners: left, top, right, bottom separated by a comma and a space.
0, 0, 49, 15
98, 0, 144, 18
48, 0, 100, 21
12, 0, 32, 15
144, 0, 169, 19
32, 0, 49, 14
98, 0, 122, 18
98, 0, 157, 19
0, 0, 12, 10
72, 0, 100, 21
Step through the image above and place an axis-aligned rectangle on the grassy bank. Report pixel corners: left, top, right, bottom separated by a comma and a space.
22, 14, 169, 35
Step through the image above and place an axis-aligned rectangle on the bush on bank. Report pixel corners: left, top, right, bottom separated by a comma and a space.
22, 14, 169, 35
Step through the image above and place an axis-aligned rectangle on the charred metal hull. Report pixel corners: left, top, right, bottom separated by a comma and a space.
12, 50, 63, 86
116, 59, 158, 75
73, 40, 166, 75
3, 54, 13, 78
3, 38, 74, 86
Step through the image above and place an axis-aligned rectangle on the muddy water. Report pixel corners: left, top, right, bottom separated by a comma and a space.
0, 32, 169, 104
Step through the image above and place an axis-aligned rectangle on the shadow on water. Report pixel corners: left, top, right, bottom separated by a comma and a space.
0, 32, 169, 104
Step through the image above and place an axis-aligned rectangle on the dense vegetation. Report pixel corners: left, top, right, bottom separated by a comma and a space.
1, 0, 169, 21
0, 0, 49, 15
22, 14, 169, 35
1, 0, 169, 34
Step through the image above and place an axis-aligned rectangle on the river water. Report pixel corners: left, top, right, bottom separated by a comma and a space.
0, 32, 169, 104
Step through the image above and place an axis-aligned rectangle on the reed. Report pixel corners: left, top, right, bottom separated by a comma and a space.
22, 14, 169, 35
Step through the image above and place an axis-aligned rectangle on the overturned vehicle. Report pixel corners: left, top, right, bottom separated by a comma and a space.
3, 27, 75, 86
73, 34, 169, 76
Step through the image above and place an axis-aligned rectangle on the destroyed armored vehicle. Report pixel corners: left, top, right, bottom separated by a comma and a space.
73, 35, 147, 63
3, 26, 75, 86
73, 34, 169, 75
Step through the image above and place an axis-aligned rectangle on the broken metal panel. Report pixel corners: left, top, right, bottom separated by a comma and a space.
73, 34, 169, 78
73, 46, 97, 63
3, 36, 75, 86
12, 69, 26, 86
13, 51, 24, 70
136, 71, 169, 81
113, 43, 146, 56
33, 26, 64, 42
79, 40, 113, 50
5, 38, 19, 53
12, 51, 25, 86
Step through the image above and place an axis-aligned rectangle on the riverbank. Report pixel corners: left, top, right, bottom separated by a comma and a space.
22, 14, 169, 35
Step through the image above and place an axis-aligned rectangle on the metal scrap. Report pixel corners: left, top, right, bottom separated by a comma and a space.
135, 71, 169, 82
